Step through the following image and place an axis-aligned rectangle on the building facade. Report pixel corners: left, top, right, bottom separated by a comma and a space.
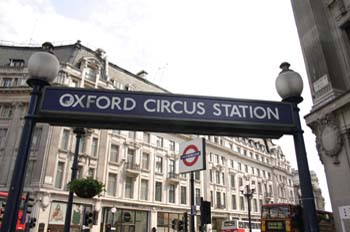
291, 0, 350, 231
292, 170, 326, 210
0, 41, 297, 232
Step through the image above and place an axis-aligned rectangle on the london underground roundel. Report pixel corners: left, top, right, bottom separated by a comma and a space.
179, 138, 206, 173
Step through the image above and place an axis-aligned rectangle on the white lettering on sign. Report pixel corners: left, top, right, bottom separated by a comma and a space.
57, 93, 282, 121
144, 99, 205, 115
59, 94, 136, 111
212, 103, 279, 120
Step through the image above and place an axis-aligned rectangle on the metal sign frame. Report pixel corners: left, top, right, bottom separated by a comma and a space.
37, 86, 296, 138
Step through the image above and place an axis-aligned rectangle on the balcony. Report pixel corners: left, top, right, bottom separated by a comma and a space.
167, 172, 180, 184
125, 162, 140, 176
216, 204, 226, 209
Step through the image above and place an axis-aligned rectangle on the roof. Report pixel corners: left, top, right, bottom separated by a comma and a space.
0, 41, 169, 93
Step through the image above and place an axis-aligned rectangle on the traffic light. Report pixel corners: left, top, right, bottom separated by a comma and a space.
26, 196, 35, 215
178, 220, 184, 231
171, 219, 178, 230
106, 224, 111, 232
85, 211, 94, 226
200, 200, 211, 224
29, 217, 36, 229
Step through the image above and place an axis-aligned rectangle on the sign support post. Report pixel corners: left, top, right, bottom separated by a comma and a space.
190, 172, 195, 232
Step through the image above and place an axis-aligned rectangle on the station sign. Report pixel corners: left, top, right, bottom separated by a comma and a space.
179, 138, 206, 173
38, 86, 296, 138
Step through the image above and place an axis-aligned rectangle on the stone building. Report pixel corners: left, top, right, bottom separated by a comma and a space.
292, 170, 325, 210
291, 0, 350, 231
0, 41, 296, 232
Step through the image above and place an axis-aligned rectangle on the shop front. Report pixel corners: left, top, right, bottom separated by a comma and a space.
102, 207, 149, 232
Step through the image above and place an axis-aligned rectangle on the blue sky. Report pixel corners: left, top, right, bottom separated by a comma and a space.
0, 0, 332, 210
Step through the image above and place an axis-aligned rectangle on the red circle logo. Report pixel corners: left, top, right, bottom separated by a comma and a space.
181, 144, 200, 166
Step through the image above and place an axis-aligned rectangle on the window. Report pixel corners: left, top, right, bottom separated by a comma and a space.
244, 164, 248, 173
232, 195, 237, 209
85, 66, 97, 81
140, 179, 148, 200
141, 152, 150, 169
230, 175, 236, 188
77, 166, 83, 179
223, 193, 226, 207
110, 144, 119, 162
156, 136, 163, 147
79, 136, 86, 153
216, 192, 221, 207
143, 132, 150, 143
54, 161, 65, 189
195, 171, 200, 180
221, 173, 225, 185
61, 129, 70, 150
2, 78, 12, 87
195, 188, 201, 205
127, 149, 135, 165
181, 186, 187, 204
31, 127, 42, 149
240, 196, 245, 211
258, 182, 262, 194
230, 160, 234, 168
88, 168, 95, 178
155, 182, 162, 201
238, 162, 242, 171
9, 59, 24, 67
1, 105, 13, 118
216, 171, 220, 184
24, 160, 35, 187
168, 159, 175, 174
239, 177, 243, 187
209, 170, 213, 182
169, 140, 176, 151
107, 173, 117, 196
0, 128, 8, 147
253, 199, 258, 212
210, 191, 214, 207
128, 131, 136, 139
169, 184, 176, 203
91, 138, 98, 157
125, 176, 134, 198
155, 156, 163, 173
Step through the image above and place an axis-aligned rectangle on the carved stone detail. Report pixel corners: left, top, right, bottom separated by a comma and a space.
313, 115, 343, 164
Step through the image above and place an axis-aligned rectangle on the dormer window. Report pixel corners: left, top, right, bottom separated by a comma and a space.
9, 59, 25, 67
85, 66, 97, 82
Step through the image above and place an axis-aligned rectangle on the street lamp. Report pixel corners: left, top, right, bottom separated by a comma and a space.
275, 62, 319, 232
1, 42, 59, 232
240, 184, 255, 232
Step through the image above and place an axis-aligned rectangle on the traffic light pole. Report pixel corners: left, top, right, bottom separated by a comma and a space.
190, 172, 195, 232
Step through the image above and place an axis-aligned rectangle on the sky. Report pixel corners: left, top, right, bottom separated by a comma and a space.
0, 0, 332, 211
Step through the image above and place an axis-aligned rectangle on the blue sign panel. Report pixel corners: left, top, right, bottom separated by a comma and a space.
38, 87, 295, 138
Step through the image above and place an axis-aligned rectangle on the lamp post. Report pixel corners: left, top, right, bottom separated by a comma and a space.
1, 42, 59, 232
64, 128, 85, 232
240, 185, 255, 232
275, 62, 319, 232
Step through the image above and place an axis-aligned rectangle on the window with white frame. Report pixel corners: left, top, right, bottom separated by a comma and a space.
240, 196, 245, 210
169, 140, 176, 151
79, 136, 86, 153
31, 127, 42, 149
141, 152, 150, 170
125, 176, 134, 199
230, 174, 235, 189
91, 137, 98, 157
140, 179, 148, 200
61, 129, 70, 150
156, 136, 163, 147
155, 182, 162, 201
169, 184, 176, 203
0, 104, 13, 118
88, 168, 95, 178
231, 194, 237, 209
195, 188, 201, 205
2, 78, 12, 87
155, 156, 163, 173
85, 66, 97, 81
181, 186, 187, 204
109, 144, 119, 162
54, 161, 65, 189
107, 173, 117, 196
